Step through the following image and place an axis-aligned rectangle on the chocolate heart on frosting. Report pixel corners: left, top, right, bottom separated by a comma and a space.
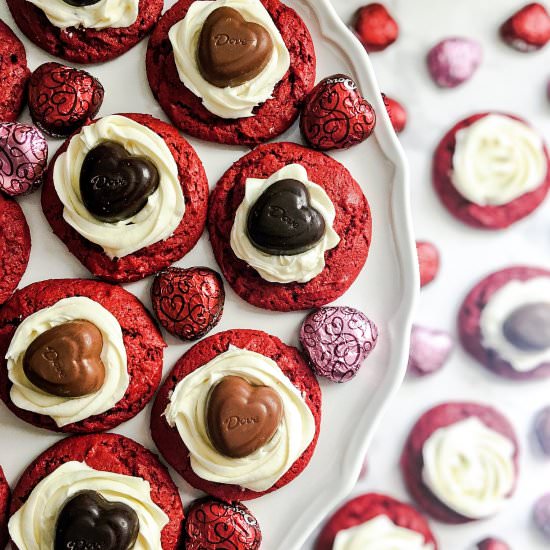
247, 178, 326, 256
207, 376, 283, 458
198, 7, 274, 88
55, 490, 139, 550
62, 0, 101, 6
80, 140, 160, 223
503, 302, 550, 351
23, 320, 105, 398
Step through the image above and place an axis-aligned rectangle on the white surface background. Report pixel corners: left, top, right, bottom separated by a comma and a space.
328, 0, 550, 549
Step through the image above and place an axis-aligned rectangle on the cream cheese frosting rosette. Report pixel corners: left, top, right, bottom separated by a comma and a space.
8, 461, 168, 550
54, 115, 185, 259
421, 417, 515, 519
164, 345, 315, 492
26, 0, 139, 30
6, 296, 128, 427
332, 515, 434, 550
230, 164, 340, 284
168, 0, 291, 119
480, 277, 550, 373
451, 114, 547, 206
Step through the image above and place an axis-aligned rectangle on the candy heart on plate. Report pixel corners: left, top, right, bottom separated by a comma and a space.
353, 3, 399, 52
300, 74, 376, 151
500, 3, 550, 52
28, 62, 104, 138
382, 94, 407, 134
185, 498, 262, 550
408, 325, 453, 376
151, 267, 225, 341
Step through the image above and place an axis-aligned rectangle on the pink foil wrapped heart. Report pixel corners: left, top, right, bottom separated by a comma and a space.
408, 325, 453, 376
300, 306, 378, 383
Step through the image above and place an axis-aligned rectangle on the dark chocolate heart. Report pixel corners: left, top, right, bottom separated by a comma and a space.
247, 178, 326, 255
23, 320, 105, 398
503, 302, 550, 351
62, 0, 101, 6
206, 376, 283, 458
55, 490, 139, 550
80, 140, 160, 223
197, 7, 274, 88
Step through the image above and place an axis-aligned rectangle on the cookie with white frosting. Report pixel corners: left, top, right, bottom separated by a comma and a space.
150, 328, 321, 501
208, 142, 371, 311
6, 0, 162, 64
459, 266, 550, 380
433, 113, 550, 229
41, 113, 209, 283
315, 493, 437, 550
0, 278, 165, 433
146, 0, 316, 145
400, 402, 519, 524
7, 433, 184, 548
0, 466, 9, 550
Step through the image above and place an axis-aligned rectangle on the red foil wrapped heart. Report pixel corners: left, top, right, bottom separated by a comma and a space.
28, 62, 104, 138
185, 498, 262, 550
151, 267, 225, 341
500, 3, 550, 52
300, 74, 376, 151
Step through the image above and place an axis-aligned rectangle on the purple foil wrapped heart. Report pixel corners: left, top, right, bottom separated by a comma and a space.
299, 306, 378, 383
408, 325, 453, 376
0, 123, 48, 196
427, 37, 482, 88
534, 494, 550, 539
535, 406, 550, 456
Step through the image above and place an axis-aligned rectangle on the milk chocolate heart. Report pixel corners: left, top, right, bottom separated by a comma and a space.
207, 376, 283, 458
198, 7, 274, 88
23, 320, 105, 398
247, 178, 326, 255
55, 490, 139, 550
80, 140, 160, 223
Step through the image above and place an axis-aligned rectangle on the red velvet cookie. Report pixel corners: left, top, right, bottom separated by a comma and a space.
0, 278, 166, 433
9, 433, 184, 548
459, 266, 550, 380
6, 0, 163, 64
433, 113, 550, 229
208, 142, 372, 311
315, 493, 437, 550
41, 113, 209, 283
146, 0, 316, 146
150, 329, 321, 501
400, 402, 519, 524
0, 20, 29, 122
0, 466, 9, 550
0, 193, 30, 305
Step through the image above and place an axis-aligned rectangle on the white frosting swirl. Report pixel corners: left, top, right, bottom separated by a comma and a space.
8, 461, 168, 550
422, 417, 515, 519
6, 297, 128, 427
169, 0, 290, 119
230, 164, 340, 283
164, 345, 315, 492
480, 277, 550, 372
451, 114, 547, 206
27, 0, 139, 30
332, 515, 433, 550
54, 115, 185, 259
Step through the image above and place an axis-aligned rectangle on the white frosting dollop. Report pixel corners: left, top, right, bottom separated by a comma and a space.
169, 0, 290, 119
54, 115, 185, 259
332, 515, 433, 550
6, 297, 128, 427
27, 0, 139, 30
164, 345, 315, 492
451, 114, 547, 206
480, 277, 550, 372
8, 461, 169, 550
422, 417, 515, 519
230, 164, 340, 283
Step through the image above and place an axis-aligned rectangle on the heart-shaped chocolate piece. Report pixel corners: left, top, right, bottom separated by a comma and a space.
207, 376, 283, 458
503, 302, 550, 351
63, 0, 101, 5
198, 7, 274, 88
55, 490, 139, 550
23, 320, 105, 398
247, 178, 326, 256
80, 140, 160, 223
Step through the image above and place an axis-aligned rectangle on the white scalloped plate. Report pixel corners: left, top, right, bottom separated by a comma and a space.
0, 0, 417, 548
